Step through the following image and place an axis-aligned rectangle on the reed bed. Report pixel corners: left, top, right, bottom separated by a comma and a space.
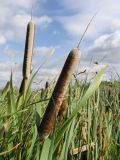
0, 19, 120, 160
0, 71, 120, 160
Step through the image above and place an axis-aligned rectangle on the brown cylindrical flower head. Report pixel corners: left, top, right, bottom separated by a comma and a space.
23, 20, 35, 79
38, 48, 81, 140
19, 20, 35, 95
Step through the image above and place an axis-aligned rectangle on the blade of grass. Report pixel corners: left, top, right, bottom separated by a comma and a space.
40, 138, 51, 160
26, 125, 37, 160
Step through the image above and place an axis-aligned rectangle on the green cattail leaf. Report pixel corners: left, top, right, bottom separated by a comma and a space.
40, 138, 51, 160
26, 126, 37, 160
59, 118, 76, 160
36, 111, 41, 128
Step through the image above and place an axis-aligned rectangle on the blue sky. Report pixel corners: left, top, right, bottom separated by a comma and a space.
0, 0, 120, 88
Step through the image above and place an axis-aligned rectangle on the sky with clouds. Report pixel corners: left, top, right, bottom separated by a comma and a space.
0, 0, 120, 88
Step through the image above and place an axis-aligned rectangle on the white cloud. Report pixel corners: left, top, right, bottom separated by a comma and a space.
38, 68, 58, 78
59, 13, 114, 40
60, 0, 120, 15
57, 0, 120, 80
8, 14, 52, 40
34, 46, 55, 56
0, 0, 52, 42
59, 0, 120, 40
35, 15, 52, 28
0, 35, 6, 45
1, 0, 36, 11
84, 30, 120, 64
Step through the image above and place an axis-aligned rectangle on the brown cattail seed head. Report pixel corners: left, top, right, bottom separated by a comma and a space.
23, 20, 35, 79
19, 20, 35, 95
38, 48, 81, 140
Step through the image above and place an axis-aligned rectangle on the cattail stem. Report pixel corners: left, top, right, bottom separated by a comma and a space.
77, 11, 98, 48
19, 20, 35, 96
38, 48, 81, 140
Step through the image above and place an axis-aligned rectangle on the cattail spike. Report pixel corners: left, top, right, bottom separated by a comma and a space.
23, 20, 35, 79
38, 48, 81, 140
19, 20, 35, 96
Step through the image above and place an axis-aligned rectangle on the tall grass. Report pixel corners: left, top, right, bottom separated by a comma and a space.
1, 66, 119, 160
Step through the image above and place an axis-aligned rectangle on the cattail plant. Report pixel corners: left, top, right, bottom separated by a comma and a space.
38, 48, 81, 140
19, 20, 35, 96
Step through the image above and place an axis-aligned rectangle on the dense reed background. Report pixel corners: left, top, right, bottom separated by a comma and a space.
0, 70, 119, 160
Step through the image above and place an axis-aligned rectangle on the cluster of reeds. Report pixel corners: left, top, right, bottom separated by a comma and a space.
0, 16, 120, 160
